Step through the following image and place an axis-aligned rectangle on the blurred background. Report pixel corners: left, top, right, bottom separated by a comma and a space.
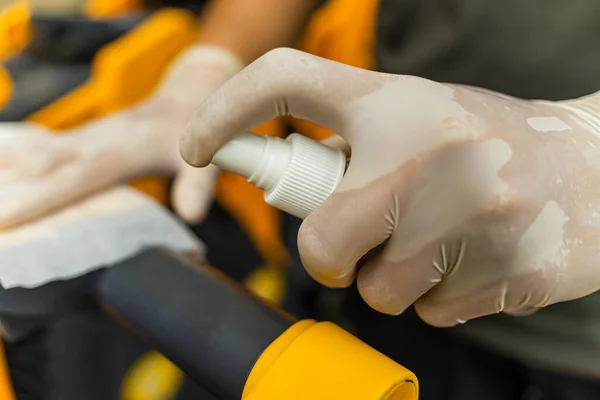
2, 1, 600, 399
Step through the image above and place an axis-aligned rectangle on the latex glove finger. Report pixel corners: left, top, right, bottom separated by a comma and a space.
171, 164, 220, 224
415, 273, 554, 327
180, 47, 382, 167
357, 136, 516, 317
298, 186, 394, 287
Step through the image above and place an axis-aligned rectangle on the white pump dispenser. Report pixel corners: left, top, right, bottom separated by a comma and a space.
211, 132, 346, 219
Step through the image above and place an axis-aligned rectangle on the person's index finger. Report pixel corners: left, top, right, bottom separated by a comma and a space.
179, 48, 359, 168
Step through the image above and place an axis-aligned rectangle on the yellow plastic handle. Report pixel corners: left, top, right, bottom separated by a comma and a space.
244, 320, 418, 400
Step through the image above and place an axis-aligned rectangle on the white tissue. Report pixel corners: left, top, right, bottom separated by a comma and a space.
0, 186, 204, 289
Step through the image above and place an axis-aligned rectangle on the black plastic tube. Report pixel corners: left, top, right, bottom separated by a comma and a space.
95, 248, 294, 400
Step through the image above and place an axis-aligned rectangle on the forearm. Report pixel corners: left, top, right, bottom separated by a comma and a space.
196, 0, 322, 65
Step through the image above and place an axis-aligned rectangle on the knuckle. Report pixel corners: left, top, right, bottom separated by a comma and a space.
256, 48, 312, 87
261, 48, 303, 68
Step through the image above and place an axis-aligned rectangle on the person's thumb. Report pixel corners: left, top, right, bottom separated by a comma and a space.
171, 164, 219, 224
179, 47, 380, 168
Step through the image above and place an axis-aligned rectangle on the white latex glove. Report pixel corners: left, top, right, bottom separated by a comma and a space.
180, 48, 600, 326
0, 45, 243, 229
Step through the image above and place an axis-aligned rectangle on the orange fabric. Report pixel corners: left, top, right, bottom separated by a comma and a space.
0, 1, 32, 62
0, 66, 12, 111
0, 342, 15, 400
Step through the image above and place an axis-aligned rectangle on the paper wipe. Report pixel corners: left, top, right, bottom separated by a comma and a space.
0, 186, 203, 289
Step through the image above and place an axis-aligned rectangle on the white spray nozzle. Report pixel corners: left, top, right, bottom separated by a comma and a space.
211, 132, 346, 219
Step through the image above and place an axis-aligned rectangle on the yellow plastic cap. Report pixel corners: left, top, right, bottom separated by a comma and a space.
243, 320, 418, 400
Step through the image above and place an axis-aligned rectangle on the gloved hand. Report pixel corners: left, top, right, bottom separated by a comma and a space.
180, 48, 600, 326
0, 45, 243, 229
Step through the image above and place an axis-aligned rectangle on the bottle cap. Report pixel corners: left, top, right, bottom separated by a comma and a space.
211, 132, 346, 219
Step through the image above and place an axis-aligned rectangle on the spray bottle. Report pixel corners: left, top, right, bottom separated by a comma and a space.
211, 132, 347, 219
